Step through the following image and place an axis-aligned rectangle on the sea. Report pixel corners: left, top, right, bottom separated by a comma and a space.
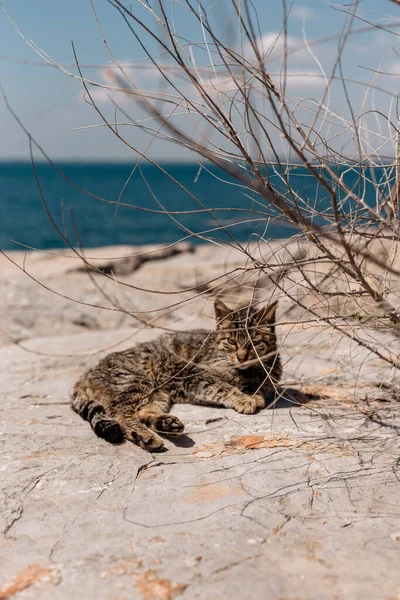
0, 161, 381, 251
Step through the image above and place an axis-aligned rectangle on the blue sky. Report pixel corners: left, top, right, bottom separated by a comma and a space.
1, 0, 400, 161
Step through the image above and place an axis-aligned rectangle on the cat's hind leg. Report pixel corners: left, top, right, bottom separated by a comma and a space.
71, 381, 123, 444
111, 410, 166, 452
138, 391, 184, 437
106, 391, 173, 451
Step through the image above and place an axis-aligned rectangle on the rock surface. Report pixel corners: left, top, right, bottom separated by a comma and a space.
0, 244, 399, 599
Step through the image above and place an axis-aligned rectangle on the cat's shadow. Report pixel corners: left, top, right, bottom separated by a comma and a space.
268, 386, 326, 409
164, 388, 322, 448
164, 433, 196, 448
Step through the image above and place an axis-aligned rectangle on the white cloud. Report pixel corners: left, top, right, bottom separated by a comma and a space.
244, 32, 300, 61
242, 31, 325, 66
83, 64, 166, 105
382, 61, 400, 77
203, 70, 325, 98
291, 5, 315, 21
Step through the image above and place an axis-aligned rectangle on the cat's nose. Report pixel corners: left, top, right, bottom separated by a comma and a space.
237, 349, 248, 363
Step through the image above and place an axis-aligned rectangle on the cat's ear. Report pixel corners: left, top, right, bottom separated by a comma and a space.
214, 299, 233, 326
254, 300, 278, 326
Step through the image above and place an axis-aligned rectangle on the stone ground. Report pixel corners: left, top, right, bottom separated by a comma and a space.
0, 244, 400, 600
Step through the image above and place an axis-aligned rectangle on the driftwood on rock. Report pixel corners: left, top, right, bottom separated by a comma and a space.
75, 242, 195, 276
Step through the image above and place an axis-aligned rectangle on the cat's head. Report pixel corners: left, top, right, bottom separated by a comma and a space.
214, 299, 278, 368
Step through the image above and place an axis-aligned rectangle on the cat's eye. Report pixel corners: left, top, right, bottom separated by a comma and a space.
222, 337, 236, 348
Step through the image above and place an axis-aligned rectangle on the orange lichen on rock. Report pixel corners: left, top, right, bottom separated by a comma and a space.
184, 482, 242, 503
0, 564, 60, 599
192, 434, 352, 458
192, 435, 294, 458
100, 558, 142, 579
135, 570, 187, 600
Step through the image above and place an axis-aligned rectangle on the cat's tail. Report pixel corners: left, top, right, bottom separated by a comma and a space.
71, 381, 123, 444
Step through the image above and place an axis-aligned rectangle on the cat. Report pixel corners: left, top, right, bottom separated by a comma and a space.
71, 299, 281, 452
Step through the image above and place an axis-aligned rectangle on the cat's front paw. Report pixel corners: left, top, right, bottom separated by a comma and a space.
232, 393, 264, 414
130, 430, 165, 452
153, 414, 185, 437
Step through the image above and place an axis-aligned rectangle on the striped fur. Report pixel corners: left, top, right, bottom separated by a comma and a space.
71, 300, 281, 452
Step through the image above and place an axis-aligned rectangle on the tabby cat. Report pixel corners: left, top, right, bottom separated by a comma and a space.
71, 299, 281, 452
